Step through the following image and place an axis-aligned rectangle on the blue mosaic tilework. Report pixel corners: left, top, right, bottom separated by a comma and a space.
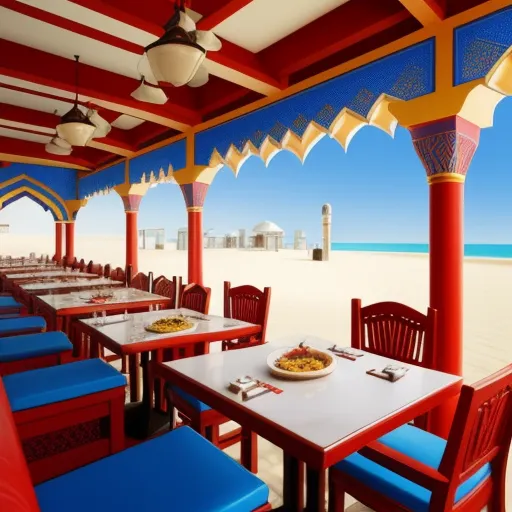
78, 162, 125, 199
454, 6, 512, 85
0, 164, 77, 200
129, 138, 186, 184
195, 39, 435, 166
0, 177, 69, 220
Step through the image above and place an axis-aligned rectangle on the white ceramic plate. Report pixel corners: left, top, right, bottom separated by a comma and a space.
267, 346, 337, 380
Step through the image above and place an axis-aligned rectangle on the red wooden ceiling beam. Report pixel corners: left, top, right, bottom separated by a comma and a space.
397, 0, 445, 25
195, 0, 255, 31
0, 137, 95, 169
0, 40, 200, 130
68, 0, 281, 94
260, 0, 412, 80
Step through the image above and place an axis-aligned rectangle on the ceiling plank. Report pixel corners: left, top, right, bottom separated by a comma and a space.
0, 137, 94, 169
0, 102, 136, 157
260, 0, 411, 79
397, 0, 445, 25
195, 0, 255, 31
0, 39, 199, 131
67, 0, 281, 95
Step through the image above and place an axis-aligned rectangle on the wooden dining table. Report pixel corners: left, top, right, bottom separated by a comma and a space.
33, 287, 172, 335
77, 308, 262, 437
152, 335, 463, 512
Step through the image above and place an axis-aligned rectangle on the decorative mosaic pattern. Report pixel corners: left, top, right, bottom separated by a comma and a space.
180, 182, 209, 208
410, 116, 480, 177
129, 138, 186, 185
0, 177, 69, 220
78, 161, 125, 199
195, 40, 435, 166
0, 163, 77, 200
454, 6, 512, 85
121, 194, 143, 212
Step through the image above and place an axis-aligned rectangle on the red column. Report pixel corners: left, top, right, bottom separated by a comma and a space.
180, 182, 209, 285
65, 222, 75, 264
54, 222, 63, 261
121, 195, 143, 277
410, 116, 480, 438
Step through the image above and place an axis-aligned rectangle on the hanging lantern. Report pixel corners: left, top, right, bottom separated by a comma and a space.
56, 56, 96, 146
145, 6, 205, 87
131, 77, 168, 104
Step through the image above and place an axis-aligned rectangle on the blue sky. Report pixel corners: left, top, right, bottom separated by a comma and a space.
1, 97, 511, 244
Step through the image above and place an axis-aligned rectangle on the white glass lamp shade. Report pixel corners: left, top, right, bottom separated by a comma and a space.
45, 138, 72, 156
188, 64, 209, 88
145, 26, 206, 87
56, 104, 96, 146
56, 122, 96, 146
131, 80, 168, 104
147, 43, 205, 87
52, 137, 72, 150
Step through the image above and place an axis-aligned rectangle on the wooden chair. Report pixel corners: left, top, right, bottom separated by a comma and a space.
152, 275, 180, 308
103, 263, 111, 278
78, 258, 86, 272
222, 281, 271, 351
87, 261, 103, 276
131, 272, 150, 292
328, 364, 512, 512
168, 282, 262, 474
178, 283, 211, 313
110, 267, 126, 285
352, 299, 436, 430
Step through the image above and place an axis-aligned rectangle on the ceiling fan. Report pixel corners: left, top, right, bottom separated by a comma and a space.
138, 0, 221, 97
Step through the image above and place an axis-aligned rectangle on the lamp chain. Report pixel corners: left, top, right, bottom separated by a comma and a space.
74, 55, 80, 105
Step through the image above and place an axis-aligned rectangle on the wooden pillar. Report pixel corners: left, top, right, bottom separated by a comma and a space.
121, 195, 143, 277
180, 182, 209, 285
64, 222, 75, 264
54, 222, 63, 261
410, 115, 480, 438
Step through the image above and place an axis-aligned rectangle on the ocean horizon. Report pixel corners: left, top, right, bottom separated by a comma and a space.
331, 243, 512, 258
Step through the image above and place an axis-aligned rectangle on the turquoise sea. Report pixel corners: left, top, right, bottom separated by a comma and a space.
331, 243, 512, 259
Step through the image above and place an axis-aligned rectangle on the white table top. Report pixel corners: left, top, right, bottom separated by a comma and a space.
163, 335, 461, 451
8, 271, 98, 279
37, 287, 169, 311
0, 264, 57, 272
79, 308, 259, 346
21, 278, 123, 291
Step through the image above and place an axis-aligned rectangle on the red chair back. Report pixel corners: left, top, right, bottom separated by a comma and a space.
0, 378, 41, 512
153, 275, 181, 307
179, 283, 211, 314
78, 258, 86, 272
131, 272, 150, 292
87, 261, 103, 276
104, 264, 111, 278
351, 299, 436, 368
223, 282, 271, 349
110, 267, 126, 285
437, 364, 512, 509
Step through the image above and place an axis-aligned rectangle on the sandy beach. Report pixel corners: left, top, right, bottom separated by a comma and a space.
1, 233, 511, 509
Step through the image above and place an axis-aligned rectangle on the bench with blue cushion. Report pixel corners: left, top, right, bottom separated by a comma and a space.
333, 424, 492, 512
35, 426, 270, 512
0, 316, 46, 338
0, 295, 26, 315
0, 331, 72, 375
2, 359, 127, 484
170, 383, 211, 412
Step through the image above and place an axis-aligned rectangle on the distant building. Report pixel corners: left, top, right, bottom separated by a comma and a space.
251, 221, 284, 250
177, 227, 188, 250
294, 230, 307, 250
0, 224, 9, 233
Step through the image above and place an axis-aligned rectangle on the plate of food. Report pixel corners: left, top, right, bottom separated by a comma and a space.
267, 342, 337, 380
144, 315, 198, 335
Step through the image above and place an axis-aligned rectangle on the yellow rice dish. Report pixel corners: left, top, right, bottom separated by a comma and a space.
145, 316, 193, 334
275, 345, 331, 373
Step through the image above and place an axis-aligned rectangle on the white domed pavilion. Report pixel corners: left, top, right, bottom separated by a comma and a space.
251, 221, 284, 250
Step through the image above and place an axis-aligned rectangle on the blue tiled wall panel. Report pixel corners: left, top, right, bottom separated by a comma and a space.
195, 39, 435, 166
454, 6, 512, 85
78, 162, 125, 199
0, 164, 77, 200
129, 138, 186, 184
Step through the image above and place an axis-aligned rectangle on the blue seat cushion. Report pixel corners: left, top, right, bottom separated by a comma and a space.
334, 424, 491, 512
3, 359, 126, 412
0, 331, 72, 362
36, 426, 268, 512
169, 384, 211, 412
0, 296, 23, 309
0, 313, 21, 319
0, 316, 46, 335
